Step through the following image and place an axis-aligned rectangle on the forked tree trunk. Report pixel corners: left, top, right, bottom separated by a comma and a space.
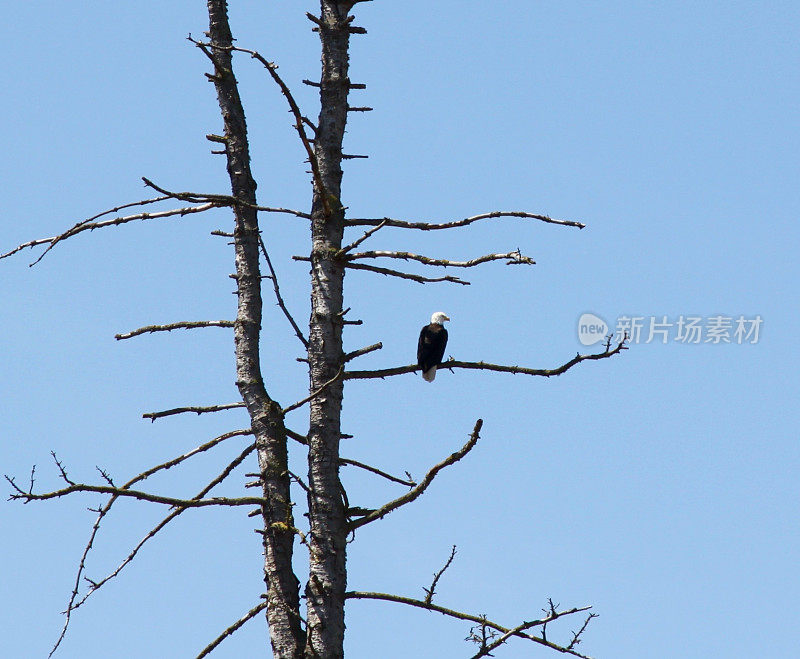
304, 2, 352, 657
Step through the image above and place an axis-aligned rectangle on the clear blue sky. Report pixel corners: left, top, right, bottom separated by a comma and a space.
2, 2, 798, 658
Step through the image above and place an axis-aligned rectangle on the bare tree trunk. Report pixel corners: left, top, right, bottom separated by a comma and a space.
304, 2, 352, 657
205, 2, 304, 656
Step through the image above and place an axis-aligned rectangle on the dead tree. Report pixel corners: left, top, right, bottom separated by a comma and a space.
3, 2, 625, 657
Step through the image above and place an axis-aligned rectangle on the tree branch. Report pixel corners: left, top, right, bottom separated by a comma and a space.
470, 610, 597, 659
284, 428, 309, 446
141, 176, 234, 203
8, 430, 259, 512
346, 210, 585, 231
336, 219, 387, 256
348, 419, 483, 530
345, 338, 628, 381
339, 457, 415, 487
115, 320, 234, 340
142, 176, 311, 219
345, 249, 534, 268
1, 203, 218, 265
343, 342, 382, 363
7, 480, 265, 509
345, 591, 593, 658
142, 402, 246, 422
69, 443, 256, 619
36, 428, 252, 656
0, 193, 172, 262
341, 260, 470, 285
196, 600, 269, 658
282, 366, 345, 415
252, 206, 310, 219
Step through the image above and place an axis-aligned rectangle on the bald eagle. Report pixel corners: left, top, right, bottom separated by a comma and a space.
417, 312, 450, 382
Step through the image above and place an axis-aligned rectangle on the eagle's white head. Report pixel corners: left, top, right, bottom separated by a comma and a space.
430, 311, 450, 325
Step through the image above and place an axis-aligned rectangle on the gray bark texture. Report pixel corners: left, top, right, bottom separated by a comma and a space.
205, 2, 305, 657
304, 2, 353, 657
205, 1, 354, 656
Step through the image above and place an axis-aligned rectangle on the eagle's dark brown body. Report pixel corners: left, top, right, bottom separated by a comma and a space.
417, 322, 448, 382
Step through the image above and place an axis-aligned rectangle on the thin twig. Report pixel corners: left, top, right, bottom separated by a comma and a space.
282, 366, 344, 415
51, 452, 74, 485
95, 467, 114, 487
340, 260, 470, 285
195, 601, 268, 658
252, 206, 310, 219
343, 342, 382, 363
340, 458, 415, 487
568, 613, 599, 651
284, 428, 309, 446
115, 320, 234, 340
287, 470, 312, 495
423, 545, 457, 605
337, 219, 387, 256
348, 419, 483, 530
258, 236, 309, 348
200, 443, 257, 501
284, 428, 355, 446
